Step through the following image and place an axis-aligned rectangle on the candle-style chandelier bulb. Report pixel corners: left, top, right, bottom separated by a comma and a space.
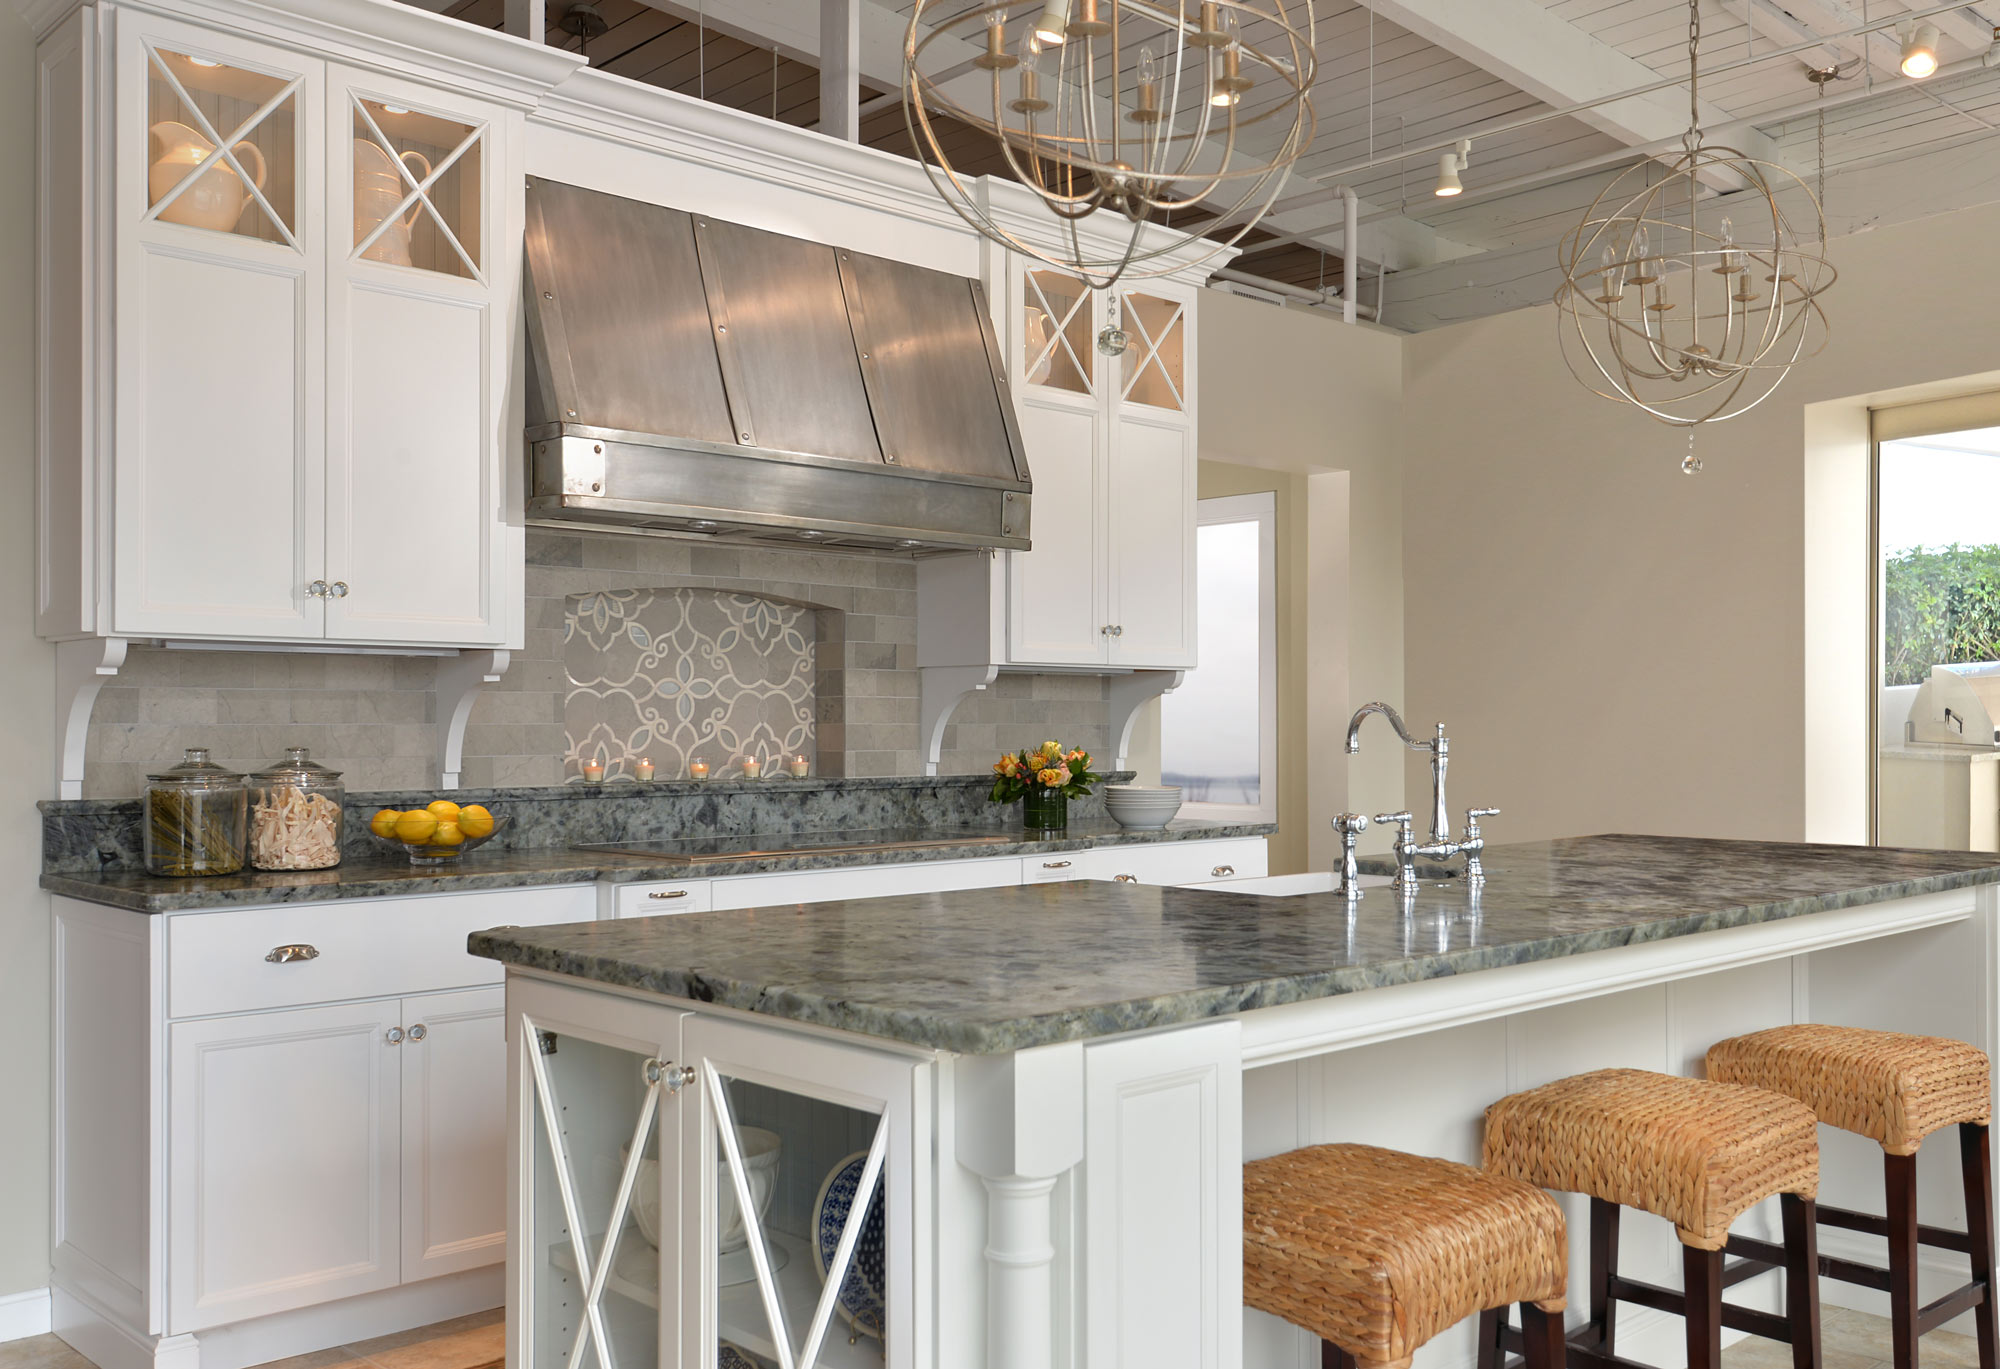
1010, 33, 1049, 112
1131, 43, 1162, 122
976, 6, 1020, 70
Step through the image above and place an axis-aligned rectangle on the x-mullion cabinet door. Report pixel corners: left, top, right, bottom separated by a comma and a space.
322, 64, 518, 647
111, 17, 325, 640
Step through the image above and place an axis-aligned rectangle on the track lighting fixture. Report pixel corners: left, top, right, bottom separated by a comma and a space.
1033, 0, 1069, 46
1434, 139, 1470, 197
1900, 21, 1940, 78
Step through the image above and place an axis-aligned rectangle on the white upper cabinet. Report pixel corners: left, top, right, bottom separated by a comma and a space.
38, 0, 560, 650
920, 256, 1199, 673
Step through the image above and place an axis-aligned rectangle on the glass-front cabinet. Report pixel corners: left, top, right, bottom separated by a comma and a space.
97, 10, 521, 647
513, 978, 927, 1369
989, 256, 1199, 671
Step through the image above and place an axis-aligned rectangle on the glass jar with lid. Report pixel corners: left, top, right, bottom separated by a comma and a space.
144, 748, 248, 877
247, 746, 346, 870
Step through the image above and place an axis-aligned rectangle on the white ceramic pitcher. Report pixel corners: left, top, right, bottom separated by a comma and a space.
148, 121, 267, 234
354, 139, 431, 268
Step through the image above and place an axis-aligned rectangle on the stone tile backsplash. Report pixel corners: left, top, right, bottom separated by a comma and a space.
78, 529, 1111, 797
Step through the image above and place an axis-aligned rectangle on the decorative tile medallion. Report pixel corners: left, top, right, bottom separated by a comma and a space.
565, 589, 815, 781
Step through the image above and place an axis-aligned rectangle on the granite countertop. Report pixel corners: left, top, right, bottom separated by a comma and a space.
41, 819, 1273, 913
468, 834, 2000, 1055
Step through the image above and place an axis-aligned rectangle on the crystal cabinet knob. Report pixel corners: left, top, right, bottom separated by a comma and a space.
408, 1023, 427, 1042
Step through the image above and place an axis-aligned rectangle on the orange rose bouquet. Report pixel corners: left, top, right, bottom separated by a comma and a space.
988, 740, 1101, 804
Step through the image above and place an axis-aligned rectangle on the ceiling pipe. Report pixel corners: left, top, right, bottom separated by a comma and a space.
1209, 266, 1380, 321
1213, 183, 1361, 322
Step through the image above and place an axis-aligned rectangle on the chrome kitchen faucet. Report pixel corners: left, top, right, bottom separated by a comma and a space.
1340, 702, 1499, 891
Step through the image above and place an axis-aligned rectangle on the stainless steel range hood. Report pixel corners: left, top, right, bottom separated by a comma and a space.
522, 177, 1032, 553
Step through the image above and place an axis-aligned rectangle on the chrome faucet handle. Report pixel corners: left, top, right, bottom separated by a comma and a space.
1462, 807, 1499, 884
1373, 811, 1418, 889
1333, 813, 1368, 897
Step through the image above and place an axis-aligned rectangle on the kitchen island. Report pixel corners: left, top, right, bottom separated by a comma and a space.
471, 836, 2000, 1369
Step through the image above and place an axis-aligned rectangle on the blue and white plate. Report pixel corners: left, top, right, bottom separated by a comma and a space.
811, 1150, 886, 1340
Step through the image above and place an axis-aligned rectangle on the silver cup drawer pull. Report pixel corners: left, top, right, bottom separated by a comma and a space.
1042, 860, 1072, 870
648, 889, 691, 900
1212, 865, 1235, 877
265, 944, 319, 964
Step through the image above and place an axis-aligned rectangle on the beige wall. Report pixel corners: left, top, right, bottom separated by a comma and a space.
1401, 199, 2000, 845
2, 8, 56, 1301
1195, 291, 1405, 865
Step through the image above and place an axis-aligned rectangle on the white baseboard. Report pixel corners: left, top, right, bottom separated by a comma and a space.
0, 1288, 54, 1343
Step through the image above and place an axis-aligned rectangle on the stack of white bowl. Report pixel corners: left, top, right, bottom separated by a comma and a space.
1102, 784, 1183, 830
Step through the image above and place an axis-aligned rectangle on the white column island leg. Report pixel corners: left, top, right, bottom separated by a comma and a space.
476, 848, 2000, 1369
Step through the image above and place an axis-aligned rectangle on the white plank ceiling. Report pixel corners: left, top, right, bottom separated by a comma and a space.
419, 0, 2000, 324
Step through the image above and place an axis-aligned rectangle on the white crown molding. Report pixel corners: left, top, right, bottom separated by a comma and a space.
26, 0, 587, 104
531, 68, 972, 240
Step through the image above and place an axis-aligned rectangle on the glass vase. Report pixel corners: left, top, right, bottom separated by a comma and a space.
1022, 788, 1069, 831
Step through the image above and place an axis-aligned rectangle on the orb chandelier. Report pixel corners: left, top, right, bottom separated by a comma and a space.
903, 0, 1317, 289
1554, 0, 1835, 472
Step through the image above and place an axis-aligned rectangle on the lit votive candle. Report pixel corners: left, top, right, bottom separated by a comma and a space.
634, 757, 655, 782
741, 756, 763, 780
688, 759, 710, 781
582, 760, 605, 783
789, 755, 810, 779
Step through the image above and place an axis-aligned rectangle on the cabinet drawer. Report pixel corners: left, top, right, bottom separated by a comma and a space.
613, 880, 714, 918
1076, 838, 1269, 887
168, 886, 596, 1019
711, 856, 1021, 911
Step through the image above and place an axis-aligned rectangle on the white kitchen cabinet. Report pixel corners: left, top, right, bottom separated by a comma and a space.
401, 987, 509, 1280
921, 263, 1200, 675
509, 976, 927, 1369
37, 0, 579, 652
168, 998, 405, 1331
53, 884, 595, 1369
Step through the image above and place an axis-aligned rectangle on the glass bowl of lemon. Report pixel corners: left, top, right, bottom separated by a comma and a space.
368, 801, 503, 865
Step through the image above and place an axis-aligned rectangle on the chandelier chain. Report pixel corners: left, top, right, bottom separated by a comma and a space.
1686, 0, 1702, 150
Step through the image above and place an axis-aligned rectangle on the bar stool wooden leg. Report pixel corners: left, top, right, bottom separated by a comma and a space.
1520, 1301, 1565, 1369
1477, 1307, 1506, 1369
1684, 1246, 1724, 1369
1888, 1151, 1920, 1369
1962, 1123, 1998, 1369
1782, 1193, 1823, 1369
1589, 1197, 1621, 1356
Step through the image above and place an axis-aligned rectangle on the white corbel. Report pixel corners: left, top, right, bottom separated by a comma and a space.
435, 648, 510, 790
919, 664, 1000, 776
1107, 669, 1185, 770
55, 636, 128, 800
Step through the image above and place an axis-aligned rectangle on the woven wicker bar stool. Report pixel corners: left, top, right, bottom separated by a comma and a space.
1707, 1024, 1996, 1369
1482, 1068, 1823, 1369
1243, 1142, 1570, 1369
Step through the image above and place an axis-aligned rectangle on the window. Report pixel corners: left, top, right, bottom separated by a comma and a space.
1872, 391, 2000, 849
1161, 491, 1277, 822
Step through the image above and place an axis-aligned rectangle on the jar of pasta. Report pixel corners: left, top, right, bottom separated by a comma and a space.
144, 749, 248, 877
246, 747, 345, 871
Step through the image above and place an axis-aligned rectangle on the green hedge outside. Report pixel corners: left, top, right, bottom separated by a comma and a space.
1885, 544, 2000, 686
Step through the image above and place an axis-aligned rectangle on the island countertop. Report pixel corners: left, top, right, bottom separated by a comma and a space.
467, 834, 2000, 1054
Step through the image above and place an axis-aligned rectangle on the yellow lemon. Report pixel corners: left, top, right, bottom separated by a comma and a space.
426, 799, 462, 823
429, 822, 464, 848
395, 810, 439, 844
458, 805, 494, 839
369, 809, 402, 838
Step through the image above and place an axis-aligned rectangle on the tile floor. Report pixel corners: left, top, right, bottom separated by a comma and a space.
0, 1308, 502, 1369
0, 1303, 1984, 1369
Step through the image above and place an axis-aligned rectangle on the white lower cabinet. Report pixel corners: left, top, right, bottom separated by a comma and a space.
169, 984, 509, 1331
169, 999, 405, 1330
402, 987, 509, 1280
52, 886, 593, 1364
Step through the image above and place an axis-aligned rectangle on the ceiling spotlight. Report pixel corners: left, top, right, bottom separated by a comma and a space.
1900, 22, 1940, 78
1435, 139, 1471, 197
1033, 0, 1069, 46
